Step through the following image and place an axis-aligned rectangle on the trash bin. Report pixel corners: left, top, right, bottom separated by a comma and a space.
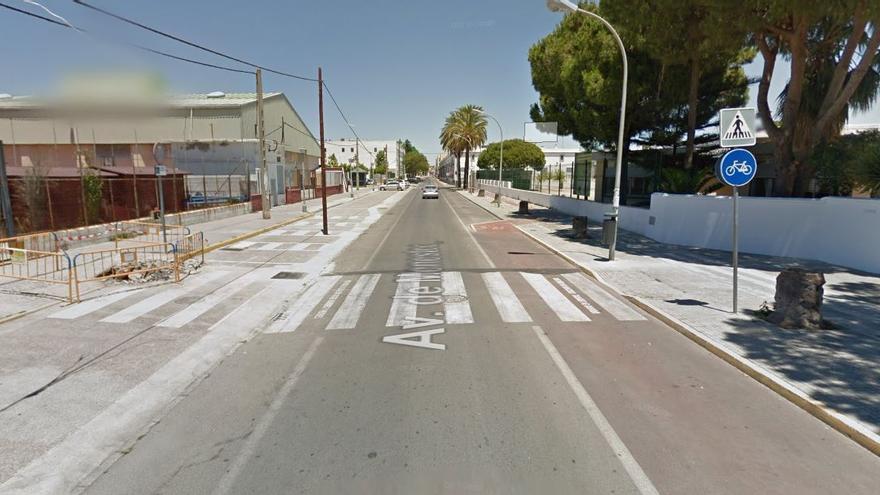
602, 213, 617, 246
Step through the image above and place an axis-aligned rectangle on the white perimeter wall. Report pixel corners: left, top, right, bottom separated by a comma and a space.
478, 181, 880, 274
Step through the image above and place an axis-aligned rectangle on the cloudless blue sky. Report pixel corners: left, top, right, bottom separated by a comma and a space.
2, 0, 878, 156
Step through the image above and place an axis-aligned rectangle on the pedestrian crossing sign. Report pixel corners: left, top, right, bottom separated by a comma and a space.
719, 107, 756, 148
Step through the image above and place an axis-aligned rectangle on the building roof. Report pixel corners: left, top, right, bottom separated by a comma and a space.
0, 92, 283, 110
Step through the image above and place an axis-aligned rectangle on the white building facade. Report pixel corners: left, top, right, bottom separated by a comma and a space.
325, 139, 403, 176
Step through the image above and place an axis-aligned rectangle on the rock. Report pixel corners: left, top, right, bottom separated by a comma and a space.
477, 189, 485, 197
572, 216, 589, 239
517, 201, 529, 215
768, 268, 825, 329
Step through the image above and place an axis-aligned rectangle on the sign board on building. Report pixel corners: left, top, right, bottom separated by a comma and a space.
719, 107, 756, 148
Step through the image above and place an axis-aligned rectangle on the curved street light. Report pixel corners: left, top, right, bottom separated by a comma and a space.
546, 0, 628, 261
477, 110, 504, 205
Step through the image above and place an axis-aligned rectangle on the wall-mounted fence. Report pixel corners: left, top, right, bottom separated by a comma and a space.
0, 226, 206, 303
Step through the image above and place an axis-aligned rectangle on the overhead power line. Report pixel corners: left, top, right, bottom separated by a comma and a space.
0, 2, 254, 74
71, 0, 318, 82
322, 81, 374, 159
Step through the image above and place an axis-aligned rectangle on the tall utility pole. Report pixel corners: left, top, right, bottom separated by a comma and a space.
256, 69, 271, 219
355, 137, 359, 191
318, 67, 329, 235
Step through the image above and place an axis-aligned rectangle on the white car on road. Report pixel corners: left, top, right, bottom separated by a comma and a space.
422, 184, 439, 199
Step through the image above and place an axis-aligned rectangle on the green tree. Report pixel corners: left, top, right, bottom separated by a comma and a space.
602, 0, 753, 169
440, 105, 487, 188
733, 0, 880, 196
403, 150, 429, 176
529, 2, 750, 201
813, 130, 880, 196
552, 167, 566, 195
374, 149, 388, 175
327, 153, 339, 168
477, 139, 545, 171
82, 172, 103, 224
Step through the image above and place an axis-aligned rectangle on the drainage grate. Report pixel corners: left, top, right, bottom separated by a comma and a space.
508, 251, 535, 255
272, 271, 305, 280
221, 247, 244, 251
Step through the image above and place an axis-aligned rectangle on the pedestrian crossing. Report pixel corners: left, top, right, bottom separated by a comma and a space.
46, 269, 647, 333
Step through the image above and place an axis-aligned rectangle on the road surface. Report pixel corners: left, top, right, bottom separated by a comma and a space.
82, 184, 880, 494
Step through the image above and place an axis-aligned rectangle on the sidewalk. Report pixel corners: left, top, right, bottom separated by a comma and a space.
0, 192, 365, 321
459, 189, 880, 449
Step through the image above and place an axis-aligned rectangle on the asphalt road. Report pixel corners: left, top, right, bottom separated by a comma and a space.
84, 183, 880, 494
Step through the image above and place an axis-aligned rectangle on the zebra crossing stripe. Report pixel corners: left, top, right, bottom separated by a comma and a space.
265, 276, 342, 334
158, 274, 262, 328
314, 279, 352, 319
386, 273, 421, 327
229, 241, 257, 250
257, 242, 283, 251
520, 272, 590, 322
50, 290, 143, 320
553, 277, 600, 314
561, 273, 646, 321
326, 274, 381, 330
100, 271, 228, 324
481, 272, 531, 323
442, 272, 473, 324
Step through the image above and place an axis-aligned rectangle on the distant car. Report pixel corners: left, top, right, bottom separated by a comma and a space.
380, 180, 397, 191
366, 178, 374, 185
396, 181, 406, 191
422, 185, 439, 199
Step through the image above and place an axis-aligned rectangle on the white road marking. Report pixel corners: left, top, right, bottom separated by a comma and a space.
326, 273, 381, 330
157, 273, 265, 328
100, 271, 227, 324
386, 273, 421, 327
1, 285, 284, 495
481, 272, 531, 323
313, 279, 352, 319
562, 273, 647, 321
266, 229, 288, 236
49, 290, 142, 320
290, 230, 312, 236
265, 276, 342, 334
382, 328, 446, 350
441, 193, 495, 269
553, 277, 600, 314
213, 336, 324, 495
442, 271, 473, 324
257, 242, 282, 251
521, 272, 590, 322
290, 243, 311, 251
532, 325, 659, 495
336, 222, 349, 227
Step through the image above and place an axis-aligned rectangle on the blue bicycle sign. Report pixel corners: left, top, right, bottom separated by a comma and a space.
716, 148, 757, 187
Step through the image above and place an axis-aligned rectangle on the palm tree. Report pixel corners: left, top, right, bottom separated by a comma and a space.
440, 105, 487, 189
440, 114, 466, 187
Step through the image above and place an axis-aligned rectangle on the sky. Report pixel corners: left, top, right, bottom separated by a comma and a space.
1, 0, 878, 157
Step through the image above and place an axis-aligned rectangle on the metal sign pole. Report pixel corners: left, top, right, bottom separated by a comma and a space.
733, 186, 739, 314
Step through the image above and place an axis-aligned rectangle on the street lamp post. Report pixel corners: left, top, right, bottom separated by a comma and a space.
478, 110, 504, 206
299, 147, 307, 212
546, 0, 628, 261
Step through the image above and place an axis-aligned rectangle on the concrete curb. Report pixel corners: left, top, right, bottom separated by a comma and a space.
456, 190, 880, 458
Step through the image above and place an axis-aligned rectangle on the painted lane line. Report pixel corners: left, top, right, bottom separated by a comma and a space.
326, 273, 381, 330
100, 271, 227, 324
313, 279, 352, 319
157, 274, 264, 328
481, 272, 531, 323
265, 276, 342, 334
257, 242, 283, 251
442, 271, 473, 324
49, 290, 142, 320
562, 273, 647, 321
553, 277, 600, 314
386, 273, 421, 327
532, 325, 659, 495
441, 192, 495, 269
213, 336, 324, 495
521, 272, 590, 322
